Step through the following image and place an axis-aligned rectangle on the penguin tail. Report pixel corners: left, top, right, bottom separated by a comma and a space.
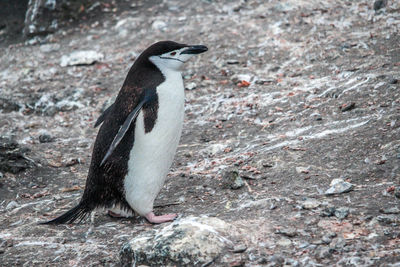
40, 202, 91, 225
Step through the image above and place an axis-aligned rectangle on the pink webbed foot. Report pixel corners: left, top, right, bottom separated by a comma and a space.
145, 212, 177, 224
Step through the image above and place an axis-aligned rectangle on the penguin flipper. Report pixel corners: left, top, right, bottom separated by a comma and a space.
100, 99, 145, 166
94, 103, 114, 128
40, 202, 90, 225
100, 89, 157, 166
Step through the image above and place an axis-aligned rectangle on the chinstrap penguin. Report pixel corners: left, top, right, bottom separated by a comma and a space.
42, 41, 208, 224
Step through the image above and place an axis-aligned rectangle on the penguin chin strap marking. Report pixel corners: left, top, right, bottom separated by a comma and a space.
159, 56, 185, 63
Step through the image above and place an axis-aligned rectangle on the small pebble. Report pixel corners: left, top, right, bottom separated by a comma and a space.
340, 102, 356, 112
277, 237, 292, 247
301, 198, 321, 209
223, 170, 244, 190
39, 134, 54, 143
276, 227, 297, 237
321, 235, 332, 244
232, 244, 247, 253
334, 207, 350, 219
321, 207, 336, 217
185, 82, 197, 90
268, 255, 284, 264
227, 59, 239, 64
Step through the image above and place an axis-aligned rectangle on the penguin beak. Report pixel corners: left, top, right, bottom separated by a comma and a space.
181, 45, 208, 55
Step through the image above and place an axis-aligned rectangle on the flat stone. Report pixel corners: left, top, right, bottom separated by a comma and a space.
227, 59, 239, 64
380, 207, 400, 214
40, 43, 60, 53
232, 244, 247, 253
185, 82, 197, 90
60, 50, 104, 67
276, 227, 297, 237
325, 178, 354, 195
276, 237, 292, 247
300, 198, 321, 209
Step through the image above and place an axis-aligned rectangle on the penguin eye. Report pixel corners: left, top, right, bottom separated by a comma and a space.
170, 52, 176, 56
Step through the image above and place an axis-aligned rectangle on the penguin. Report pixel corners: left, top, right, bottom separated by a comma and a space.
43, 41, 208, 224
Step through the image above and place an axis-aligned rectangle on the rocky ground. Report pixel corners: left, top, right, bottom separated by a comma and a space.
1, 0, 400, 266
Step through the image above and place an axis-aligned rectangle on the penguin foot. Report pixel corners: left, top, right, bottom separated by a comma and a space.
145, 212, 177, 224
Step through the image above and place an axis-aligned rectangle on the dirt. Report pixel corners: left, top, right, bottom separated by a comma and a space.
1, 0, 400, 266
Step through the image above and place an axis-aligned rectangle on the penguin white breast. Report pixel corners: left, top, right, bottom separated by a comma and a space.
124, 70, 185, 216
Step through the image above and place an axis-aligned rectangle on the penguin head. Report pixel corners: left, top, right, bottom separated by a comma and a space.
144, 41, 208, 72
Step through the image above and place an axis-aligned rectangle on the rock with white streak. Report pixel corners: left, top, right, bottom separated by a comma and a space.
120, 216, 236, 266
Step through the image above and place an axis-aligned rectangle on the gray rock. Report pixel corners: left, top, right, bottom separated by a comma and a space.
275, 227, 297, 237
325, 178, 354, 195
60, 51, 104, 67
373, 0, 387, 11
227, 59, 239, 64
334, 207, 350, 219
39, 134, 54, 143
267, 254, 285, 265
300, 198, 321, 209
0, 136, 34, 174
394, 187, 400, 199
321, 235, 332, 244
185, 82, 197, 91
238, 198, 277, 210
232, 244, 247, 253
315, 246, 332, 260
152, 20, 167, 31
276, 237, 292, 247
40, 43, 60, 53
320, 207, 336, 217
23, 0, 59, 37
285, 258, 300, 267
0, 97, 21, 113
223, 169, 244, 190
377, 215, 398, 224
380, 207, 400, 214
6, 201, 19, 210
296, 166, 310, 174
256, 160, 274, 168
120, 216, 235, 266
201, 143, 227, 156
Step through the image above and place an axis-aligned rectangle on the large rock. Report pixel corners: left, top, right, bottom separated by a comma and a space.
120, 216, 237, 266
23, 0, 60, 37
0, 136, 34, 174
23, 0, 90, 37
